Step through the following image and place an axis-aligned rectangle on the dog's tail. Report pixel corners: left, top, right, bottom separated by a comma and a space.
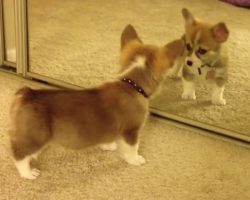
15, 86, 32, 95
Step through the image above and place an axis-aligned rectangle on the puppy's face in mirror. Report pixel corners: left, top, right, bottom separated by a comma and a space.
182, 8, 229, 67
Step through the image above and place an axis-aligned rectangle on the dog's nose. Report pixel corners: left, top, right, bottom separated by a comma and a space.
186, 60, 193, 66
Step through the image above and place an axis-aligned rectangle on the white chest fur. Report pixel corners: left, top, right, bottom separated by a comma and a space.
186, 64, 217, 82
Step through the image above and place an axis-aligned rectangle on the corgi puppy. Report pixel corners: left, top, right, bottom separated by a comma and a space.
9, 25, 184, 179
169, 8, 229, 105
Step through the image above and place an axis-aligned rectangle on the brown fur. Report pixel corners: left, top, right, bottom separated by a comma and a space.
9, 24, 181, 164
10, 84, 146, 160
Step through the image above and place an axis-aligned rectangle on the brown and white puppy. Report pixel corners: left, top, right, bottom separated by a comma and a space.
169, 8, 229, 105
9, 25, 183, 179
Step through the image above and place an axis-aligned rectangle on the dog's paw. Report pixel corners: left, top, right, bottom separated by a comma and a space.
124, 155, 146, 166
212, 98, 226, 106
182, 92, 196, 100
20, 168, 41, 180
100, 142, 117, 151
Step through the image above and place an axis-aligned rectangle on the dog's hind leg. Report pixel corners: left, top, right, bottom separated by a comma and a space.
9, 90, 52, 179
14, 154, 40, 180
10, 138, 45, 179
9, 111, 51, 179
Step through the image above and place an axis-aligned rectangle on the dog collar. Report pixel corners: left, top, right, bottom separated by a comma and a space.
197, 56, 219, 77
121, 78, 148, 98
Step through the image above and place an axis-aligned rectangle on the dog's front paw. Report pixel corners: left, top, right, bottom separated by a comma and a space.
182, 92, 196, 100
212, 98, 226, 106
124, 155, 146, 166
20, 168, 41, 180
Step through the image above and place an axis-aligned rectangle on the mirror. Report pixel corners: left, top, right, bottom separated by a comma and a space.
2, 0, 16, 63
150, 4, 250, 137
27, 0, 183, 86
27, 0, 250, 138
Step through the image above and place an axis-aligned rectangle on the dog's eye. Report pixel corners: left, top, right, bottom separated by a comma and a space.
197, 47, 207, 55
186, 43, 192, 51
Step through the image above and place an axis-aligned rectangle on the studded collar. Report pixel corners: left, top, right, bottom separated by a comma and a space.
121, 78, 148, 98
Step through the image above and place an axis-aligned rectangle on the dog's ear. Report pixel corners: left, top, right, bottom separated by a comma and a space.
150, 39, 185, 81
211, 22, 229, 43
182, 8, 196, 26
165, 39, 185, 61
121, 24, 142, 50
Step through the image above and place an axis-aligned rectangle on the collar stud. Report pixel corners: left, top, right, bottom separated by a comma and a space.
121, 78, 148, 98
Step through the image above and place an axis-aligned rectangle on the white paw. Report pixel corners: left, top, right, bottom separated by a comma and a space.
20, 168, 41, 180
100, 142, 117, 151
182, 92, 196, 100
212, 98, 226, 105
124, 155, 146, 166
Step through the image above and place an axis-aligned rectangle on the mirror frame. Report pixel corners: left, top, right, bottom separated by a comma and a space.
0, 0, 17, 70
0, 0, 4, 66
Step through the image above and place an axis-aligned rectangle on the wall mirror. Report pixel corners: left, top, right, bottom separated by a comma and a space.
0, 0, 16, 70
26, 0, 250, 141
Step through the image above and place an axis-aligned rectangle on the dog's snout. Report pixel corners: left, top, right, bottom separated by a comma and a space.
186, 60, 193, 66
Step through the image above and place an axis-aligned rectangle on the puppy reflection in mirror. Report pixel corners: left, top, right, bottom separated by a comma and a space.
9, 24, 183, 179
169, 8, 229, 105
